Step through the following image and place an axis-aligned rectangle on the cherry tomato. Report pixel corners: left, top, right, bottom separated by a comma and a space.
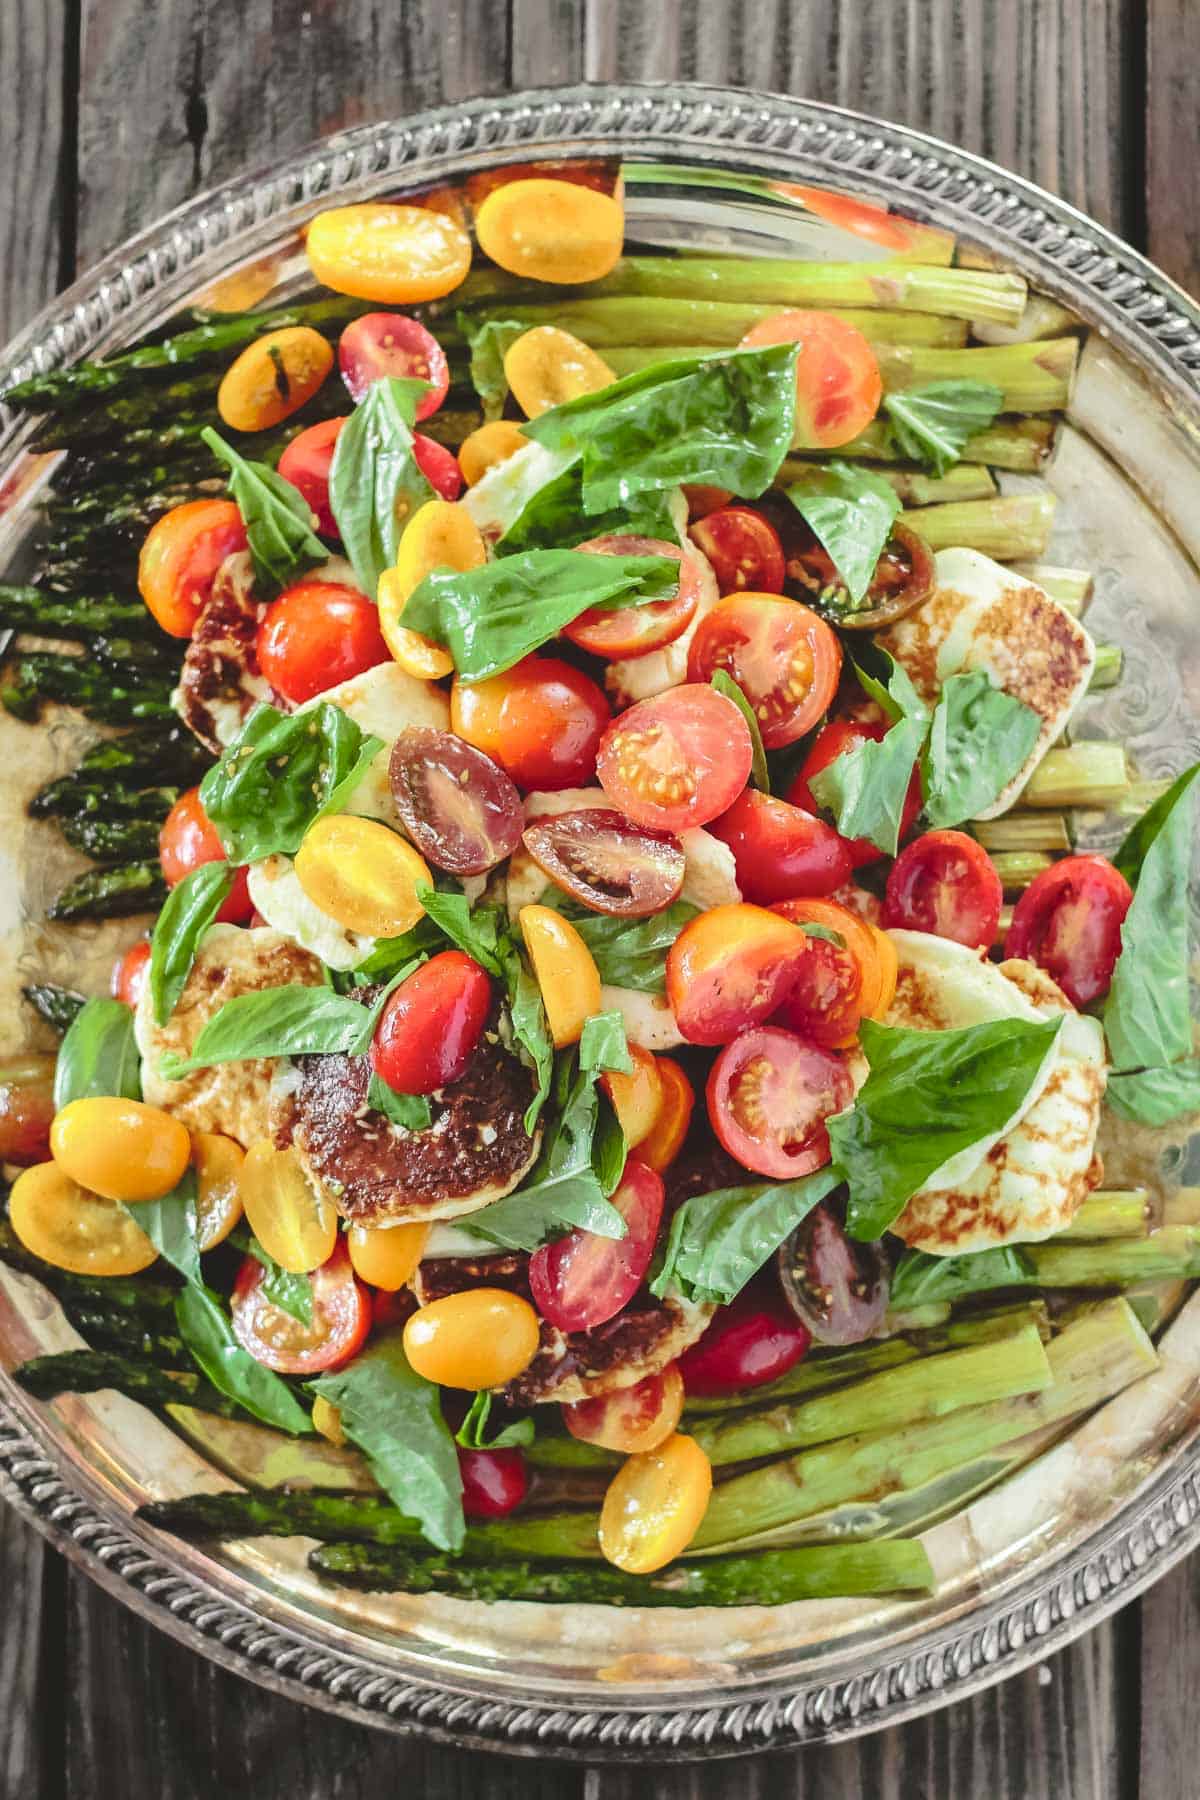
452, 655, 610, 792
666, 904, 808, 1045
564, 535, 701, 660
883, 829, 1003, 950
519, 905, 602, 1049
521, 807, 685, 918
740, 309, 882, 449
596, 684, 752, 833
404, 1288, 541, 1388
788, 717, 923, 866
369, 951, 492, 1095
111, 939, 152, 1009
347, 1221, 429, 1291
257, 579, 390, 705
706, 1026, 853, 1179
707, 789, 853, 905
771, 932, 861, 1048
636, 1059, 695, 1174
529, 1159, 664, 1334
338, 313, 449, 415
231, 1238, 370, 1375
159, 789, 252, 924
688, 506, 785, 596
686, 593, 842, 750
217, 327, 333, 433
776, 1203, 890, 1345
598, 1432, 712, 1573
459, 420, 528, 487
277, 417, 345, 537
678, 1285, 812, 1396
599, 1045, 664, 1149
0, 1056, 55, 1166
563, 1364, 684, 1453
388, 726, 522, 876
305, 203, 472, 304
504, 326, 615, 417
239, 1140, 338, 1273
412, 432, 463, 500
474, 178, 624, 285
1005, 854, 1134, 1007
772, 897, 894, 1024
785, 520, 934, 630
459, 1446, 529, 1519
50, 1097, 190, 1203
8, 1162, 157, 1277
137, 499, 248, 638
295, 814, 431, 937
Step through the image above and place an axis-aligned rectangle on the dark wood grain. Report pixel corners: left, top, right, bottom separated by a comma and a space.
1145, 0, 1200, 293
0, 0, 72, 343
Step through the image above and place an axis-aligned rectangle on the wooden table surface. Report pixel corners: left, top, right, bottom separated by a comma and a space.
2, 2, 1199, 1794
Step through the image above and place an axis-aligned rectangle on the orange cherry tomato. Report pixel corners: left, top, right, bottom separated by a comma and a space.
563, 1364, 684, 1454
636, 1058, 695, 1173
665, 903, 809, 1046
218, 327, 334, 433
772, 897, 892, 1025
346, 1221, 430, 1291
504, 325, 615, 417
740, 310, 882, 449
599, 1044, 664, 1148
294, 814, 431, 939
451, 654, 610, 792
595, 684, 753, 833
239, 1139, 338, 1274
707, 1026, 853, 1179
256, 579, 390, 704
598, 1432, 712, 1573
159, 788, 253, 924
564, 535, 701, 661
686, 593, 842, 750
459, 421, 528, 487
191, 1131, 245, 1250
50, 1097, 192, 1203
111, 939, 152, 1009
277, 417, 346, 537
8, 1162, 158, 1277
403, 1288, 541, 1389
0, 1056, 56, 1166
475, 178, 624, 285
306, 203, 472, 303
518, 905, 602, 1049
377, 499, 484, 679
137, 499, 248, 638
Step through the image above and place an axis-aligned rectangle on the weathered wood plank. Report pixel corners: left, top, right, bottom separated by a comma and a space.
0, 1507, 62, 1800
1145, 0, 1200, 294
1138, 1554, 1200, 1800
510, 0, 585, 87
0, 0, 72, 343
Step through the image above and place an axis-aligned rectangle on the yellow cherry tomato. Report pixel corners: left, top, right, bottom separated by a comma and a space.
377, 499, 486, 678
599, 1432, 713, 1574
403, 1288, 541, 1389
518, 904, 602, 1049
599, 1044, 664, 1149
459, 420, 528, 487
637, 1058, 695, 1173
294, 814, 431, 938
504, 326, 615, 419
311, 1395, 347, 1447
8, 1162, 158, 1277
191, 1132, 245, 1251
217, 326, 333, 432
347, 1221, 430, 1291
50, 1097, 191, 1204
475, 178, 624, 285
306, 203, 472, 303
238, 1139, 338, 1274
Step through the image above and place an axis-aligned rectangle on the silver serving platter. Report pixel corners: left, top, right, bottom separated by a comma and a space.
2, 83, 1200, 1761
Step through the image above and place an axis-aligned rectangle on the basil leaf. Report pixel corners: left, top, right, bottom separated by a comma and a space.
199, 702, 383, 866
801, 922, 845, 948
367, 1071, 432, 1132
496, 458, 678, 557
53, 998, 141, 1109
126, 1168, 203, 1287
401, 549, 680, 683
160, 984, 377, 1076
579, 1009, 634, 1077
329, 376, 434, 597
889, 1243, 1035, 1311
539, 896, 699, 994
808, 649, 929, 856
1106, 1060, 1200, 1125
523, 344, 799, 510
650, 1169, 842, 1306
787, 462, 902, 606
711, 670, 770, 793
176, 1283, 311, 1435
1112, 763, 1200, 886
233, 1228, 315, 1327
498, 941, 555, 1134
149, 862, 235, 1026
461, 315, 526, 420
454, 1389, 535, 1450
313, 1333, 464, 1552
883, 380, 1004, 477
414, 886, 506, 975
832, 1014, 1064, 1242
351, 917, 447, 983
921, 669, 1041, 829
201, 427, 325, 594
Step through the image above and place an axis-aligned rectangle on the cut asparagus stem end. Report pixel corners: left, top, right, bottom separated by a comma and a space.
902, 491, 1057, 559
1009, 562, 1094, 612
1088, 643, 1124, 692
971, 294, 1080, 345
987, 850, 1055, 891
1021, 742, 1130, 808
972, 813, 1072, 852
1026, 1226, 1200, 1287
1059, 1189, 1154, 1241
1117, 778, 1173, 817
874, 336, 1079, 412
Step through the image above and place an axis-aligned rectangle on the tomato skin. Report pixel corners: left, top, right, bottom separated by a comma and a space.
521, 808, 685, 918
883, 829, 1003, 950
788, 718, 923, 866
158, 789, 252, 924
369, 951, 492, 1095
785, 520, 934, 631
231, 1239, 370, 1375
686, 593, 842, 750
566, 536, 700, 660
707, 1026, 853, 1179
528, 1160, 664, 1334
679, 1286, 812, 1396
277, 417, 345, 537
338, 313, 449, 415
256, 579, 390, 704
771, 934, 862, 1048
596, 684, 753, 833
452, 655, 610, 792
111, 939, 152, 1009
388, 726, 523, 876
563, 1365, 685, 1453
707, 789, 853, 904
412, 432, 463, 500
1005, 854, 1133, 1007
0, 1056, 56, 1167
790, 186, 942, 256
740, 309, 882, 449
458, 1446, 528, 1519
305, 203, 472, 304
137, 499, 248, 638
772, 897, 895, 1026
688, 506, 785, 597
666, 903, 809, 1046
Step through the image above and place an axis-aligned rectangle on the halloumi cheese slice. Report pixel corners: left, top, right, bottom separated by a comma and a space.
299, 661, 450, 827
247, 854, 375, 971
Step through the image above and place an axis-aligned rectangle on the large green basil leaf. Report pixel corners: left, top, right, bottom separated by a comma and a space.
496, 458, 678, 556
159, 977, 414, 1077
882, 380, 1004, 477
808, 647, 929, 856
125, 1168, 203, 1286
889, 1243, 1035, 1310
1106, 1060, 1200, 1125
176, 1283, 312, 1435
460, 315, 526, 420
328, 376, 433, 597
149, 861, 236, 1026
53, 998, 141, 1109
650, 1168, 842, 1306
201, 427, 325, 594
412, 886, 506, 975
787, 461, 902, 605
540, 896, 699, 994
921, 669, 1041, 828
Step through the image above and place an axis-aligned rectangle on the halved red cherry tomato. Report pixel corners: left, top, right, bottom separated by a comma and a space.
707, 789, 853, 904
277, 417, 345, 537
707, 1026, 853, 1179
528, 1159, 664, 1333
686, 593, 842, 749
679, 1284, 812, 1396
338, 312, 449, 416
788, 717, 923, 866
256, 579, 390, 705
521, 808, 685, 918
596, 684, 752, 833
452, 655, 610, 792
563, 1365, 684, 1453
740, 310, 882, 449
231, 1238, 370, 1374
159, 789, 252, 924
458, 1445, 529, 1519
1005, 854, 1133, 1007
388, 726, 523, 876
771, 934, 861, 1048
785, 520, 934, 630
772, 897, 894, 1024
564, 534, 701, 660
111, 939, 152, 1009
369, 951, 492, 1095
683, 484, 733, 520
666, 903, 809, 1045
137, 498, 248, 638
0, 1057, 56, 1167
412, 432, 463, 500
883, 829, 1003, 950
688, 506, 785, 596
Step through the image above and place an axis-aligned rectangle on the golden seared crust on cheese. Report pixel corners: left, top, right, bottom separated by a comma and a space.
135, 924, 324, 1145
175, 551, 271, 752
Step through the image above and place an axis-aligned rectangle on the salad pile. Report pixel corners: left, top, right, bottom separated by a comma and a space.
1, 165, 1198, 1610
